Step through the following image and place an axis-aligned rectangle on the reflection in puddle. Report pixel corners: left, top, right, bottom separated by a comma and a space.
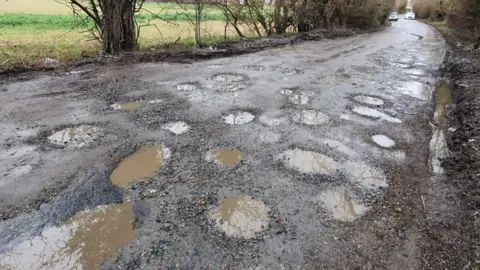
223, 112, 255, 125
161, 121, 190, 135
372, 135, 396, 148
0, 203, 135, 270
213, 73, 245, 82
319, 188, 367, 222
110, 145, 170, 187
206, 148, 244, 167
395, 81, 430, 100
343, 161, 388, 188
289, 94, 311, 105
278, 148, 339, 174
353, 95, 385, 106
48, 125, 101, 149
208, 196, 269, 239
176, 84, 198, 91
434, 82, 453, 128
352, 106, 402, 123
292, 109, 330, 125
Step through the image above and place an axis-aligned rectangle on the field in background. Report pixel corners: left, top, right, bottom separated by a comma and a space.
0, 0, 240, 70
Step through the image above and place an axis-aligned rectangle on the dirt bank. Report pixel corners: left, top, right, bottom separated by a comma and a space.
420, 36, 480, 268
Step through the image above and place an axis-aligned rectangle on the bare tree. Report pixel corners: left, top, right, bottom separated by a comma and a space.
175, 0, 205, 46
67, 0, 145, 55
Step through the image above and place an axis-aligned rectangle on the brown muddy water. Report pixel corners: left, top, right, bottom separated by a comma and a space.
208, 196, 269, 239
206, 148, 244, 167
0, 203, 135, 270
319, 188, 367, 222
110, 145, 169, 187
434, 81, 453, 128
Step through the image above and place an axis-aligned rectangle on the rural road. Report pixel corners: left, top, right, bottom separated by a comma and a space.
0, 18, 446, 269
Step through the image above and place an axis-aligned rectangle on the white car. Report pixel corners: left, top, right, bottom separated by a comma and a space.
405, 11, 415, 20
388, 12, 399, 21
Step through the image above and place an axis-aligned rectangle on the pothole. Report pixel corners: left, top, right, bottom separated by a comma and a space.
372, 135, 396, 148
110, 145, 170, 187
223, 112, 255, 125
278, 148, 339, 174
343, 161, 388, 188
278, 89, 294, 96
356, 66, 376, 74
288, 94, 311, 105
319, 187, 367, 222
259, 115, 287, 126
258, 131, 281, 143
434, 81, 453, 128
353, 95, 385, 106
291, 110, 330, 125
212, 73, 246, 83
176, 83, 198, 91
48, 125, 101, 149
208, 196, 269, 239
110, 101, 148, 110
351, 106, 402, 123
161, 121, 190, 135
206, 148, 244, 167
0, 202, 135, 270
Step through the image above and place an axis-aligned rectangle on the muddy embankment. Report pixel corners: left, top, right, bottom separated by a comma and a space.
421, 37, 480, 268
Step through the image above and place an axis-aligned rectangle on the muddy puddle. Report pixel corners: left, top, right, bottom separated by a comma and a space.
352, 106, 402, 123
343, 161, 388, 188
206, 148, 244, 167
291, 109, 330, 125
353, 95, 385, 106
161, 121, 190, 135
319, 188, 367, 222
278, 148, 339, 175
434, 81, 453, 127
279, 89, 294, 96
48, 125, 101, 148
0, 203, 135, 270
110, 145, 170, 187
372, 135, 396, 148
208, 196, 269, 239
223, 112, 255, 125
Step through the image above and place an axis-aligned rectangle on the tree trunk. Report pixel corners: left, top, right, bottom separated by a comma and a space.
101, 0, 137, 55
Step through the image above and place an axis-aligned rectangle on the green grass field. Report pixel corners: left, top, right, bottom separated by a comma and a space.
0, 0, 241, 70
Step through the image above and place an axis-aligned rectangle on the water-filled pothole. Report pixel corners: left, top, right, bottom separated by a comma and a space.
0, 203, 135, 270
208, 196, 269, 239
434, 81, 453, 128
223, 112, 255, 125
353, 95, 385, 106
351, 106, 402, 123
110, 145, 170, 187
206, 148, 244, 167
259, 115, 287, 126
343, 161, 388, 188
288, 94, 311, 105
48, 125, 101, 148
278, 148, 339, 174
395, 81, 430, 100
279, 89, 294, 96
213, 73, 246, 82
372, 135, 396, 148
291, 110, 330, 125
319, 188, 367, 222
161, 121, 190, 135
176, 83, 198, 91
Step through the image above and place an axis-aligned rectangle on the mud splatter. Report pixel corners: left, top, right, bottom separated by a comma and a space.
0, 203, 135, 270
278, 148, 339, 174
48, 125, 101, 149
208, 196, 269, 239
291, 110, 330, 125
223, 112, 255, 125
206, 148, 244, 167
110, 145, 170, 187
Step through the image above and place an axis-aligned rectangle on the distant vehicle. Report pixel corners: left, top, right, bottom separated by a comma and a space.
405, 11, 415, 20
388, 12, 399, 21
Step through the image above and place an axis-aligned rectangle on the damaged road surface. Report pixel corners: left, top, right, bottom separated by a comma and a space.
0, 19, 448, 269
